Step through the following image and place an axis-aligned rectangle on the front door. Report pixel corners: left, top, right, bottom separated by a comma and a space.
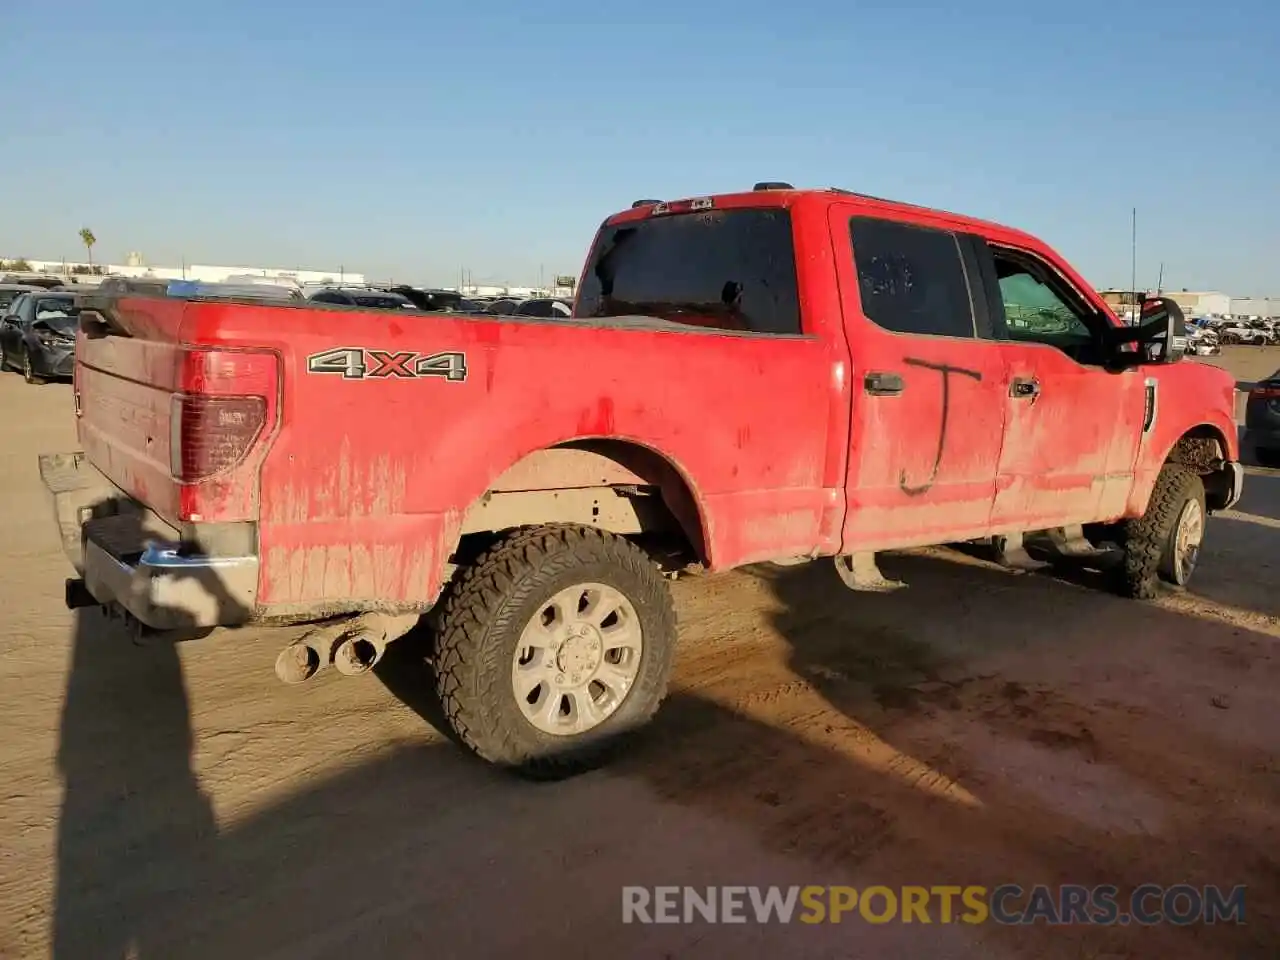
831, 209, 1009, 551
976, 242, 1147, 530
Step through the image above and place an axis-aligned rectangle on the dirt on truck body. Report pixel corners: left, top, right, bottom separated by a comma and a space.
42, 183, 1243, 778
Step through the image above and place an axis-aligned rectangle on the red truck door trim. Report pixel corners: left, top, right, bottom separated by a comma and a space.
830, 206, 1008, 551
966, 239, 1146, 529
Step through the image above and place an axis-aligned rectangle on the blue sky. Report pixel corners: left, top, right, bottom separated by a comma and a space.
2, 0, 1277, 293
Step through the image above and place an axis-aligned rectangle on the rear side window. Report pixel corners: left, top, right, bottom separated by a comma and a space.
849, 217, 975, 339
575, 208, 802, 335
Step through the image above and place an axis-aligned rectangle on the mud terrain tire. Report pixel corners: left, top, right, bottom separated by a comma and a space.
433, 524, 677, 779
1117, 464, 1205, 599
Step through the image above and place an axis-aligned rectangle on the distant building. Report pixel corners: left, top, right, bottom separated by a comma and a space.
1097, 289, 1230, 318
1229, 297, 1280, 318
10, 257, 363, 287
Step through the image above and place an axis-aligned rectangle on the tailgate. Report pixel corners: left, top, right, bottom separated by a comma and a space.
75, 292, 189, 524
73, 284, 280, 528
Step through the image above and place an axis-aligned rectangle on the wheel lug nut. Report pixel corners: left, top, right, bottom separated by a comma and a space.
556, 674, 565, 684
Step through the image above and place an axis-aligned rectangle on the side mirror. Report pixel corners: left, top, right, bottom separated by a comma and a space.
1105, 296, 1187, 366
1136, 296, 1188, 364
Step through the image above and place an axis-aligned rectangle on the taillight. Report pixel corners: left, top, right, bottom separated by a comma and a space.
1250, 385, 1280, 400
170, 394, 267, 482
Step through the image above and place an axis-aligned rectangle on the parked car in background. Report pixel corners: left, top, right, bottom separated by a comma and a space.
484, 298, 519, 314
0, 284, 39, 313
1187, 326, 1221, 356
511, 297, 572, 318
1244, 370, 1280, 467
389, 286, 467, 312
306, 287, 415, 310
0, 291, 79, 382
1, 273, 66, 290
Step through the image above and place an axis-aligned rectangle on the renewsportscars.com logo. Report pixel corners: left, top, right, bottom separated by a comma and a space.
622, 884, 1246, 926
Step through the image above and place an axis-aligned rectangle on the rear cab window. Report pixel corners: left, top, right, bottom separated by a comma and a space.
575, 207, 802, 335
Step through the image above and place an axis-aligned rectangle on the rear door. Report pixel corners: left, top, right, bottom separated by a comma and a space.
831, 209, 1009, 550
972, 240, 1147, 529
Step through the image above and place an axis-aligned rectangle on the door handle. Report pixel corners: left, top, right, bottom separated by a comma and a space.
864, 371, 904, 396
1010, 377, 1040, 399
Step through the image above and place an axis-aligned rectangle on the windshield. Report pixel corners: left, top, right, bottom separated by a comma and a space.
575, 208, 801, 334
34, 298, 79, 333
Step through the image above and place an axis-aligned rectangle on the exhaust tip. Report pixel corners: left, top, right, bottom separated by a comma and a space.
65, 578, 96, 610
334, 633, 381, 677
275, 641, 321, 685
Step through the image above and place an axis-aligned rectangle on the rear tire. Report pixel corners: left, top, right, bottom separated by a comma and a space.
1116, 464, 1205, 599
1256, 447, 1280, 469
433, 524, 677, 780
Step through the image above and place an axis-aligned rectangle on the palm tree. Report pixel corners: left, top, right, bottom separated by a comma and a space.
79, 227, 96, 268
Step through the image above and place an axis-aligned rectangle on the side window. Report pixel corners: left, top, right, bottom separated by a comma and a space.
989, 247, 1098, 359
849, 217, 976, 338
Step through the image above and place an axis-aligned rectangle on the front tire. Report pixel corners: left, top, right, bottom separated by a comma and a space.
1116, 464, 1205, 599
22, 349, 43, 385
433, 524, 677, 779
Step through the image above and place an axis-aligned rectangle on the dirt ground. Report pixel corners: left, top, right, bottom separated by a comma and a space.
1, 348, 1278, 960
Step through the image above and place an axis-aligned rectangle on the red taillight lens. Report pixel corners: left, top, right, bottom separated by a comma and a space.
170, 394, 267, 482
1250, 385, 1280, 399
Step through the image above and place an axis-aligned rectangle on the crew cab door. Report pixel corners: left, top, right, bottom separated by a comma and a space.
971, 239, 1148, 529
831, 209, 1009, 550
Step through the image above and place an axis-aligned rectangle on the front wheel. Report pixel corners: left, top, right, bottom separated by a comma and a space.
433, 524, 677, 779
22, 349, 44, 385
1116, 464, 1206, 599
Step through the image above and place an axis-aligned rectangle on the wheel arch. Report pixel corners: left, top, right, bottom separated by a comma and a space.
450, 437, 713, 568
1162, 423, 1236, 511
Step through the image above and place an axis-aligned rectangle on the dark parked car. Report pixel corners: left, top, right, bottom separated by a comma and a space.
1244, 369, 1280, 467
0, 292, 79, 382
306, 287, 415, 310
510, 297, 572, 318
0, 283, 39, 313
389, 286, 468, 312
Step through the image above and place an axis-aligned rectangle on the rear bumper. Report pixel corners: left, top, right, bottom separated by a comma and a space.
39, 452, 258, 630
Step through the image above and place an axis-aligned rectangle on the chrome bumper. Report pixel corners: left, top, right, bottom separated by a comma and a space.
39, 451, 258, 630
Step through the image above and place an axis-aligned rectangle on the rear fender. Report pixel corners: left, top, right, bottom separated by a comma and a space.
451, 439, 711, 565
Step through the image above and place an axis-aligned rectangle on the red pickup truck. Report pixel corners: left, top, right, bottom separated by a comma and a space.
41, 183, 1243, 777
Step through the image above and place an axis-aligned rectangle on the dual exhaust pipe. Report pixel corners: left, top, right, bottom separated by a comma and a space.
274, 612, 419, 685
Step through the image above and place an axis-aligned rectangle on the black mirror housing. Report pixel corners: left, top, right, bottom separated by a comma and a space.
1105, 296, 1187, 367
1136, 296, 1188, 364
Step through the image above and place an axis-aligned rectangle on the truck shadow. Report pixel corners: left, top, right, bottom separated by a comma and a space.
51, 509, 252, 960
49, 538, 1280, 959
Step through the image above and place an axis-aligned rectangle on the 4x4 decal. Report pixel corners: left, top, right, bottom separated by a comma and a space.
306, 347, 468, 382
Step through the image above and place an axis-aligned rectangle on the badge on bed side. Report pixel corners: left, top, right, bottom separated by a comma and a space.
305, 347, 468, 382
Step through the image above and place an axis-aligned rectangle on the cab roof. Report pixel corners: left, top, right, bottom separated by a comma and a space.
608, 185, 1041, 249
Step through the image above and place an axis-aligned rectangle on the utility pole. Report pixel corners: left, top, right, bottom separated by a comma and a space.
1130, 207, 1138, 324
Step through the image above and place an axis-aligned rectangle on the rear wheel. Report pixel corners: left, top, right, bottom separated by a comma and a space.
1256, 447, 1280, 468
433, 524, 677, 779
1116, 464, 1205, 598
